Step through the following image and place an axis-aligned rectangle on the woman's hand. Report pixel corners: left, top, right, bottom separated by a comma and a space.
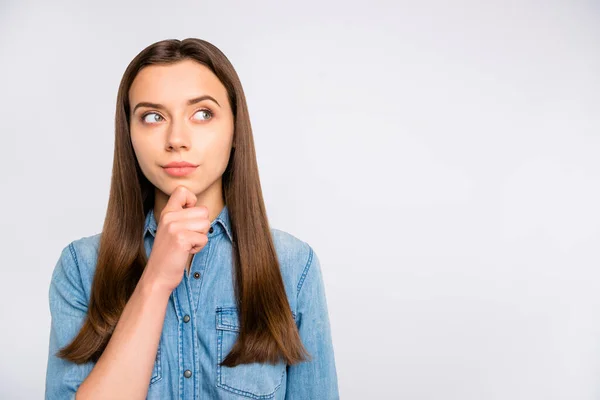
142, 185, 211, 293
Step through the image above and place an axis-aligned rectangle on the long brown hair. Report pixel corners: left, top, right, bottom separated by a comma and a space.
57, 38, 310, 367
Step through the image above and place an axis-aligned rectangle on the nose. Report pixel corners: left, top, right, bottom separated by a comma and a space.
165, 119, 191, 151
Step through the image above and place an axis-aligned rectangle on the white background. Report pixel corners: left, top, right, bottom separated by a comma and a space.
0, 0, 599, 399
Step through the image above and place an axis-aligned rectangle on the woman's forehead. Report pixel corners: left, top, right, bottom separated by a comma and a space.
129, 60, 226, 106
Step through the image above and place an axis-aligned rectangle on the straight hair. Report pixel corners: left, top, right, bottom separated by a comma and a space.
56, 38, 311, 367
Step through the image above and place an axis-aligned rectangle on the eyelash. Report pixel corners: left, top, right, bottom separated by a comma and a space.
140, 108, 213, 124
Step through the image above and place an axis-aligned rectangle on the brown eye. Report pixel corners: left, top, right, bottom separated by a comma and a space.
193, 109, 213, 121
142, 112, 164, 124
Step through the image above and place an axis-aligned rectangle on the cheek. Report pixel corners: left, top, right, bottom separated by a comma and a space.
206, 137, 233, 168
130, 135, 153, 171
130, 138, 143, 162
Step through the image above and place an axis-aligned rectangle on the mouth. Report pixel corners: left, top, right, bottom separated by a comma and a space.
162, 165, 198, 177
163, 161, 198, 168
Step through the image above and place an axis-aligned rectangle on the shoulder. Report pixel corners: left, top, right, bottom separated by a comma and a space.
69, 232, 102, 260
271, 228, 312, 268
270, 228, 318, 300
51, 233, 102, 303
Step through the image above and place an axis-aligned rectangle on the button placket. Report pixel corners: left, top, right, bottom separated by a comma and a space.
189, 237, 210, 315
174, 275, 197, 395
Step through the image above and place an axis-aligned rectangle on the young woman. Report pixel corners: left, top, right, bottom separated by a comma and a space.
45, 38, 339, 399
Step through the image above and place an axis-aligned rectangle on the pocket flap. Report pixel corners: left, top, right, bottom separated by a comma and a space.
216, 306, 240, 331
216, 306, 297, 332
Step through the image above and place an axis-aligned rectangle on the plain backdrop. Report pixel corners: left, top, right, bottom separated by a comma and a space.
0, 0, 599, 399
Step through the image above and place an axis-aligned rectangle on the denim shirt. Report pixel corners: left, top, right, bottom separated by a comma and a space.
45, 205, 339, 399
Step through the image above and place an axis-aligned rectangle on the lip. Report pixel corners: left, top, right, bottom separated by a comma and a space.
163, 161, 198, 168
163, 166, 197, 177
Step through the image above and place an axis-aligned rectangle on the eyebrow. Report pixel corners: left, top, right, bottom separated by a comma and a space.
132, 95, 221, 114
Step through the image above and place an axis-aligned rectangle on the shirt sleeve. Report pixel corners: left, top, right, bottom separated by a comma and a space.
285, 246, 340, 399
45, 242, 95, 400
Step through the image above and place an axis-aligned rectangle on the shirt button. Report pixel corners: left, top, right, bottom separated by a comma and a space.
209, 226, 214, 234
193, 272, 200, 279
183, 315, 190, 323
184, 369, 192, 378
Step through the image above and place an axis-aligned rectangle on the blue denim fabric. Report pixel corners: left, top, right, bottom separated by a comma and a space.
45, 205, 339, 399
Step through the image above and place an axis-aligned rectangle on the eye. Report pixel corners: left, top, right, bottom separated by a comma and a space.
193, 109, 213, 121
141, 112, 164, 124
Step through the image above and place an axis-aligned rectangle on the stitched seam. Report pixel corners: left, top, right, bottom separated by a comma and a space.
216, 307, 239, 331
217, 381, 280, 399
193, 238, 212, 314
184, 277, 198, 398
296, 245, 314, 298
67, 242, 85, 290
173, 292, 184, 398
67, 242, 89, 308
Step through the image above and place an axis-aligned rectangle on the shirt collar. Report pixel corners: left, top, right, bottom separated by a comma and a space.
144, 204, 233, 242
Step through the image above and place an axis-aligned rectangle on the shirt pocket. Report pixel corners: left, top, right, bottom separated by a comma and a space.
215, 306, 294, 399
149, 337, 163, 385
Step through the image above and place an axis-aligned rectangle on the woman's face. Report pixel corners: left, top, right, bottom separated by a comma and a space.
128, 59, 234, 208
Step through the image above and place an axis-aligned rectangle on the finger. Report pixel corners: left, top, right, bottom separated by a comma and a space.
163, 186, 197, 216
